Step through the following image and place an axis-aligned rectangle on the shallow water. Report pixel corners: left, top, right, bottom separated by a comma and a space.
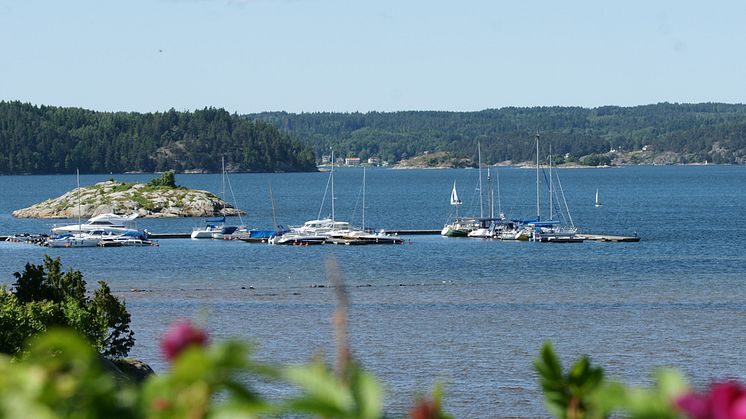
1, 165, 745, 417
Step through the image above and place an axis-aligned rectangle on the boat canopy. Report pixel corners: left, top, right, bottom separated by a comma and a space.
220, 226, 239, 235
512, 218, 539, 224
527, 220, 561, 227
249, 230, 276, 239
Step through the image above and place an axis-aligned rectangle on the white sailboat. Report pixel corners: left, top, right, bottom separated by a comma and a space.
468, 143, 496, 239
274, 149, 349, 244
441, 181, 476, 237
595, 189, 603, 208
326, 166, 404, 245
529, 133, 582, 243
191, 157, 239, 239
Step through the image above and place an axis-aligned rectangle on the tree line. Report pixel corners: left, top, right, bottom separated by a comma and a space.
249, 103, 746, 164
0, 101, 317, 174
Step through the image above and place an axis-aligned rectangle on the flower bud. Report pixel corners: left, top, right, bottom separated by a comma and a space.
160, 320, 208, 362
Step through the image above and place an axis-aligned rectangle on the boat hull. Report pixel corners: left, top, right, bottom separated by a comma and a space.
442, 227, 468, 237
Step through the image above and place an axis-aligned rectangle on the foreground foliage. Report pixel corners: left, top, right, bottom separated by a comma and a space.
533, 341, 746, 419
0, 256, 134, 357
0, 325, 450, 419
0, 326, 742, 418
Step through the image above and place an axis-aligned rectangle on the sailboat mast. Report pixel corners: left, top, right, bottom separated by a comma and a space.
536, 132, 540, 221
331, 149, 335, 221
269, 181, 278, 228
496, 166, 502, 218
363, 166, 365, 231
77, 168, 81, 228
221, 156, 226, 216
487, 167, 493, 219
478, 142, 483, 219
549, 143, 553, 221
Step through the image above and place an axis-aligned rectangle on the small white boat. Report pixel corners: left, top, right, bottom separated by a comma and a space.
191, 157, 242, 239
46, 232, 103, 248
327, 229, 404, 245
52, 213, 140, 235
269, 233, 327, 245
595, 189, 603, 208
99, 231, 157, 247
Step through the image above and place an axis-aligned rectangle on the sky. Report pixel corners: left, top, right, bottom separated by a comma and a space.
1, 0, 744, 114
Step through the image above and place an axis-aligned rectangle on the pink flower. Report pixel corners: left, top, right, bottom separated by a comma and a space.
711, 382, 746, 419
160, 320, 208, 362
676, 381, 746, 419
677, 392, 711, 419
409, 398, 439, 419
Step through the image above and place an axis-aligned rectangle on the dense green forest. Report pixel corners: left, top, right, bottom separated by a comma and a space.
250, 103, 746, 164
0, 102, 317, 174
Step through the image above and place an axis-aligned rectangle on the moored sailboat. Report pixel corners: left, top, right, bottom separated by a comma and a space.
191, 157, 241, 239
441, 181, 477, 237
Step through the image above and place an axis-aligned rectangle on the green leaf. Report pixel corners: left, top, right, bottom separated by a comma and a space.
350, 367, 383, 419
284, 362, 354, 415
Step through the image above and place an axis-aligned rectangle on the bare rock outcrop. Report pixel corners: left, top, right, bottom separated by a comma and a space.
12, 180, 245, 218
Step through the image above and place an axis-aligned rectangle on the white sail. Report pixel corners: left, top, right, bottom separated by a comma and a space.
450, 181, 462, 206
595, 189, 602, 207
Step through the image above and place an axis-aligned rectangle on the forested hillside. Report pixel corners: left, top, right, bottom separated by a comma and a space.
250, 103, 746, 164
0, 102, 317, 174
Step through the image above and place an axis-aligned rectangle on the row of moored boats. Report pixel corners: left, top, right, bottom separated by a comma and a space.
5, 213, 158, 247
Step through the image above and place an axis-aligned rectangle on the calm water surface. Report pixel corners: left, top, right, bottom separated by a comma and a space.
1, 166, 746, 417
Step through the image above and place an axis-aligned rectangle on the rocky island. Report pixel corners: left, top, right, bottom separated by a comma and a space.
12, 172, 244, 219
393, 151, 475, 169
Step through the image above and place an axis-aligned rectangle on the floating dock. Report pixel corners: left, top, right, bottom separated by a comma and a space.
149, 232, 191, 239
576, 234, 641, 242
387, 229, 440, 235
4, 231, 641, 242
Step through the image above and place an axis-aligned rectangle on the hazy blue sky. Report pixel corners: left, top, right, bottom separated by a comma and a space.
1, 0, 744, 113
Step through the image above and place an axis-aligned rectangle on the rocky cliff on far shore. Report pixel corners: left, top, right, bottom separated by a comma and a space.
12, 180, 244, 218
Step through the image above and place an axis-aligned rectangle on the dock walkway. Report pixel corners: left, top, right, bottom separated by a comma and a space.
3, 231, 640, 242
576, 234, 640, 242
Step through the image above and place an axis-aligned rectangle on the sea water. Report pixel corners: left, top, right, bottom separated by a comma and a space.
1, 165, 745, 417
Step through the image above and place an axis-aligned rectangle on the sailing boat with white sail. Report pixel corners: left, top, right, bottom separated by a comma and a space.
595, 189, 603, 208
441, 181, 476, 237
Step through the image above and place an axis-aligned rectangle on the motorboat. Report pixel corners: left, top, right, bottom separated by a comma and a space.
99, 231, 158, 247
46, 231, 112, 248
467, 218, 503, 239
191, 217, 237, 239
530, 222, 583, 243
51, 213, 140, 235
236, 227, 288, 243
292, 218, 352, 236
269, 233, 327, 245
326, 228, 404, 245
211, 225, 239, 239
